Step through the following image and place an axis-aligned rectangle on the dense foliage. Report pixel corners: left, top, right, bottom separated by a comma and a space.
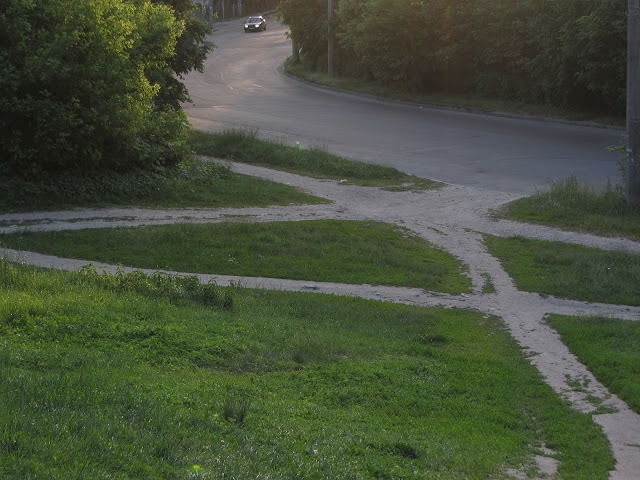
150, 0, 214, 108
278, 0, 626, 115
241, 0, 280, 14
0, 0, 212, 179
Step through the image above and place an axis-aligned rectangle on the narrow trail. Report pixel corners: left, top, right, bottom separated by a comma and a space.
2, 160, 640, 479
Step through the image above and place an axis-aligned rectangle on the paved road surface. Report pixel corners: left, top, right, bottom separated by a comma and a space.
183, 15, 625, 194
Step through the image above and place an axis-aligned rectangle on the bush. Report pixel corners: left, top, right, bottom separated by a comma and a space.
279, 0, 626, 115
0, 0, 189, 179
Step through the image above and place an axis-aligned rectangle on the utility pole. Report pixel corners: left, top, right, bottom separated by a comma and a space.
627, 0, 640, 205
327, 0, 334, 76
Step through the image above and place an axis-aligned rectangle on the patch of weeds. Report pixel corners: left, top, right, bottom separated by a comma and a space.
79, 263, 234, 310
563, 378, 618, 414
497, 175, 640, 240
565, 374, 591, 393
416, 333, 448, 346
0, 158, 324, 213
586, 395, 619, 415
484, 234, 640, 305
187, 128, 443, 190
550, 315, 640, 414
366, 441, 420, 460
481, 272, 496, 294
222, 393, 252, 424
290, 336, 334, 365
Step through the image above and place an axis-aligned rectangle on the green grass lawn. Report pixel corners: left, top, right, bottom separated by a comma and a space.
497, 177, 640, 241
0, 260, 614, 479
0, 158, 326, 213
547, 315, 640, 415
187, 128, 442, 191
484, 235, 640, 305
0, 220, 470, 294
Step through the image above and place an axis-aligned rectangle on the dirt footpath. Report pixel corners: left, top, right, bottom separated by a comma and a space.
2, 160, 640, 479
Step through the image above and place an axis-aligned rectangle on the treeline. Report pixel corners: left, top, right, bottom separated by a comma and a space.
206, 0, 278, 19
278, 0, 626, 115
0, 0, 212, 179
241, 0, 279, 13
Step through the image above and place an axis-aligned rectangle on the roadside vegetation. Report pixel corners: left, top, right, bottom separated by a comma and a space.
284, 59, 622, 126
1, 126, 441, 212
279, 0, 625, 124
548, 315, 640, 414
0, 259, 614, 479
1, 3, 632, 477
1, 0, 211, 181
497, 176, 640, 241
484, 235, 640, 306
187, 128, 442, 190
0, 220, 470, 294
0, 158, 325, 213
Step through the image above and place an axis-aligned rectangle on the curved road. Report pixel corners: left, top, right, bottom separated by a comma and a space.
183, 16, 625, 194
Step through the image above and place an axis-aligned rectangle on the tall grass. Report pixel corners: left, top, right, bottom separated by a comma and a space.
484, 234, 640, 305
548, 315, 640, 414
0, 259, 614, 479
0, 158, 324, 212
187, 128, 441, 190
499, 176, 640, 240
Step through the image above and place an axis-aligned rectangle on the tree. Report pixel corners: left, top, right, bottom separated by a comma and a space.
0, 0, 188, 178
148, 0, 215, 108
279, 0, 626, 116
278, 0, 328, 71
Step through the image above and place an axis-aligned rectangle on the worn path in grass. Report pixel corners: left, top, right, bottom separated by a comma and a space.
2, 161, 640, 479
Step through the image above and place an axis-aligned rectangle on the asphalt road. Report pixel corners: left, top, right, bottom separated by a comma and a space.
183, 15, 625, 194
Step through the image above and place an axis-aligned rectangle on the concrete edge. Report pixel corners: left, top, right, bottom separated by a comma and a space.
281, 68, 625, 132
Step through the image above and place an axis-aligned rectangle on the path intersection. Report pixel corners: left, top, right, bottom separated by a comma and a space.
2, 160, 640, 479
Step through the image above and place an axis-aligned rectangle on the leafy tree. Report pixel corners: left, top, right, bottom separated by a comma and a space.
148, 0, 214, 108
337, 0, 441, 92
279, 0, 627, 116
562, 0, 626, 113
0, 0, 191, 179
277, 0, 328, 71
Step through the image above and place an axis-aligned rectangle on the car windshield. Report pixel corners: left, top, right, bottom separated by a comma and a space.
248, 17, 262, 22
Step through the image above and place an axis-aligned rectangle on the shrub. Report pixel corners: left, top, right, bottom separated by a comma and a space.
279, 0, 626, 115
0, 0, 189, 179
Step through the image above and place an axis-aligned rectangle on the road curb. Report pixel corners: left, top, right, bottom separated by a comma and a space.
282, 69, 625, 132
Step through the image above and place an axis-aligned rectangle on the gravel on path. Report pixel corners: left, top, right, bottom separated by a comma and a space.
2, 159, 640, 479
